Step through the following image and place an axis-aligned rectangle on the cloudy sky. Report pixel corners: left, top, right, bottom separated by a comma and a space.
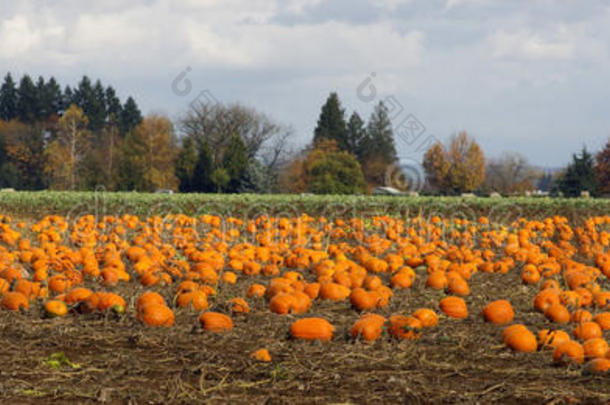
1, 0, 609, 167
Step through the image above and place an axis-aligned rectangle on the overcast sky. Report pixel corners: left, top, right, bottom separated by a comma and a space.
1, 0, 609, 167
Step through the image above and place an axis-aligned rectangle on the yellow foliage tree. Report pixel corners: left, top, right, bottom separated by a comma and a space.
45, 104, 91, 190
422, 131, 485, 194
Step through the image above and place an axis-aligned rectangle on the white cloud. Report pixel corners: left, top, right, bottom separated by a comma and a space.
0, 15, 41, 57
487, 28, 574, 60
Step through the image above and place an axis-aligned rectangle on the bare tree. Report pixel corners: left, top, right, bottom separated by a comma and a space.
485, 152, 539, 195
180, 101, 290, 164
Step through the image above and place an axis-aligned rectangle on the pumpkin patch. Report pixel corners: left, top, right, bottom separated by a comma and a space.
0, 209, 608, 402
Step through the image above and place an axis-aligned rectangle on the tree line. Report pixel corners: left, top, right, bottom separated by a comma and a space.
0, 73, 143, 190
1, 72, 609, 196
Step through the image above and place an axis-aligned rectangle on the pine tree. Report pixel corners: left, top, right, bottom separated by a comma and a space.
105, 86, 122, 126
16, 74, 38, 123
120, 96, 142, 135
0, 73, 18, 121
222, 135, 249, 193
34, 76, 46, 120
175, 136, 199, 192
62, 86, 74, 112
192, 140, 214, 192
313, 92, 348, 150
346, 111, 366, 160
88, 80, 108, 132
74, 77, 106, 132
558, 147, 598, 197
365, 101, 397, 163
44, 77, 63, 118
359, 101, 398, 187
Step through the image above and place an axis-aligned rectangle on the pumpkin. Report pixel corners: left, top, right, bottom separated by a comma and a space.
573, 322, 602, 341
390, 268, 415, 289
290, 291, 312, 314
538, 329, 571, 350
553, 341, 584, 364
97, 293, 126, 313
138, 303, 175, 327
503, 325, 537, 353
251, 349, 271, 362
482, 300, 514, 325
502, 324, 528, 341
177, 291, 209, 310
521, 264, 540, 284
246, 283, 266, 298
229, 297, 250, 313
426, 271, 448, 290
319, 282, 351, 301
64, 287, 93, 304
439, 296, 468, 319
350, 313, 386, 342
388, 315, 422, 340
221, 271, 237, 284
584, 358, 610, 374
447, 276, 470, 296
269, 293, 297, 315
199, 312, 233, 333
593, 312, 610, 330
290, 317, 334, 341
0, 291, 29, 311
45, 300, 68, 317
137, 291, 166, 311
582, 338, 609, 359
533, 289, 560, 312
412, 308, 439, 328
350, 288, 381, 311
571, 309, 593, 324
544, 303, 571, 324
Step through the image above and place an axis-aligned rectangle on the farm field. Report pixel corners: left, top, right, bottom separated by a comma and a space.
0, 193, 608, 403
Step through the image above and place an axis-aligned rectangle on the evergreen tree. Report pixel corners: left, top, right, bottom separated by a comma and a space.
44, 77, 63, 118
191, 140, 214, 192
120, 96, 142, 134
346, 111, 366, 160
0, 73, 18, 121
34, 76, 46, 120
16, 74, 38, 123
222, 135, 249, 193
74, 77, 106, 132
72, 76, 92, 109
359, 101, 398, 187
175, 136, 199, 192
62, 86, 74, 112
558, 147, 598, 197
365, 101, 397, 164
313, 92, 348, 150
105, 86, 122, 125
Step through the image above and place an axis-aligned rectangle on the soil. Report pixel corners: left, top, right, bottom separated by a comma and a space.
1, 268, 608, 404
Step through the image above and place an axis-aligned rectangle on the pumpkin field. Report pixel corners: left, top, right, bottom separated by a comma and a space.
0, 193, 609, 403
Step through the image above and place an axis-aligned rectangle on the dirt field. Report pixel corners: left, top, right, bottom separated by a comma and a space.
1, 268, 608, 404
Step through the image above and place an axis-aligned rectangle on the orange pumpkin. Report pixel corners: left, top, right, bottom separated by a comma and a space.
553, 341, 584, 364
45, 300, 68, 317
439, 296, 468, 319
388, 315, 422, 340
482, 300, 514, 325
503, 325, 537, 353
0, 291, 29, 311
199, 312, 234, 333
412, 308, 439, 328
350, 313, 386, 342
139, 303, 175, 327
290, 317, 334, 341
